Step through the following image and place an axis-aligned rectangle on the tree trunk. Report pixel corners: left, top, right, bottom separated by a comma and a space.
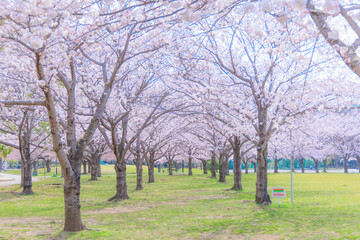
21, 162, 24, 187
211, 152, 216, 179
135, 160, 143, 190
168, 161, 173, 175
32, 161, 38, 176
97, 164, 102, 177
307, 1, 360, 79
188, 156, 192, 176
245, 161, 248, 174
182, 160, 185, 173
315, 160, 319, 173
90, 163, 98, 181
201, 160, 208, 174
323, 159, 326, 172
148, 161, 155, 183
61, 147, 85, 232
88, 161, 91, 174
63, 172, 84, 232
344, 158, 348, 173
158, 163, 161, 173
218, 153, 226, 183
225, 155, 229, 175
254, 162, 257, 172
231, 138, 242, 190
82, 161, 87, 174
89, 154, 101, 181
274, 159, 278, 173
299, 159, 304, 173
255, 141, 271, 205
46, 160, 51, 173
109, 161, 129, 201
22, 159, 33, 195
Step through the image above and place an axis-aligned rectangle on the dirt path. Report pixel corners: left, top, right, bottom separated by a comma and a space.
0, 172, 39, 187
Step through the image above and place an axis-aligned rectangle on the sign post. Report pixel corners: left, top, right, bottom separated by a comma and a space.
272, 186, 286, 206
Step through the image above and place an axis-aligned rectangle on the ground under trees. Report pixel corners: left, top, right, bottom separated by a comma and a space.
1, 165, 360, 239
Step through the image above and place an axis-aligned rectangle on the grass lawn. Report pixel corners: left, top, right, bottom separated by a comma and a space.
1, 165, 360, 239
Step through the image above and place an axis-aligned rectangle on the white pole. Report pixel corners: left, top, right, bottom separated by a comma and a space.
277, 185, 280, 206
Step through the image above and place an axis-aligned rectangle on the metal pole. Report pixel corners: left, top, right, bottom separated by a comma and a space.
277, 185, 280, 206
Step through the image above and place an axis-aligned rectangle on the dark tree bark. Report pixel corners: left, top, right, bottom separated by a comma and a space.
254, 162, 257, 172
135, 159, 143, 190
88, 161, 91, 174
255, 108, 272, 205
244, 161, 248, 174
356, 156, 360, 173
188, 153, 192, 176
32, 161, 38, 176
182, 160, 185, 173
312, 158, 320, 173
86, 142, 105, 180
45, 159, 51, 173
299, 158, 305, 173
82, 161, 87, 174
145, 151, 155, 183
323, 159, 327, 172
109, 160, 129, 201
4, 111, 35, 195
230, 136, 241, 190
201, 160, 208, 174
108, 119, 130, 201
168, 161, 173, 175
158, 163, 161, 173
344, 158, 349, 173
148, 161, 154, 183
211, 151, 216, 179
63, 160, 83, 232
132, 138, 143, 190
274, 159, 279, 173
21, 163, 24, 187
97, 164, 102, 177
225, 154, 230, 176
22, 159, 33, 195
89, 155, 101, 181
218, 152, 226, 183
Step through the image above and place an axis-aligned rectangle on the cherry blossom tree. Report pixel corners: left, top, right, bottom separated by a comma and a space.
140, 115, 187, 183
0, 108, 50, 194
306, 0, 360, 78
83, 132, 107, 181
0, 0, 188, 232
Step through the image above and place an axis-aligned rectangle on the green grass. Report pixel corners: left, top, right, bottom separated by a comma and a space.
1, 166, 360, 239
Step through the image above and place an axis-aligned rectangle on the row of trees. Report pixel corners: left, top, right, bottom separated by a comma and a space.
1, 0, 360, 233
